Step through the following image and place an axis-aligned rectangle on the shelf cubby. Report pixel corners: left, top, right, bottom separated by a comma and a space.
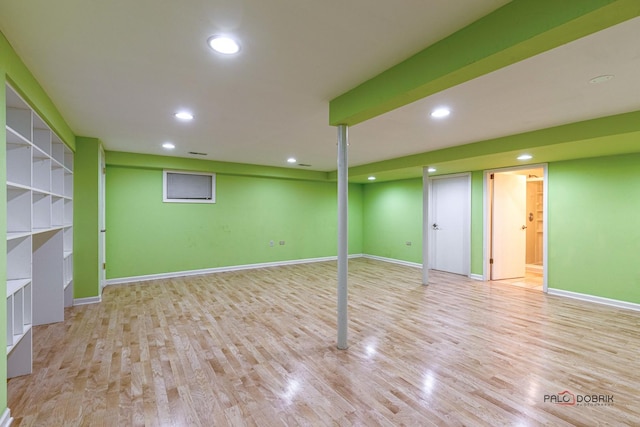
6, 108, 32, 142
64, 171, 73, 198
64, 253, 73, 308
7, 187, 32, 234
6, 140, 32, 187
32, 128, 51, 156
51, 163, 64, 196
63, 227, 73, 252
7, 235, 32, 281
32, 151, 51, 193
32, 192, 52, 230
7, 328, 32, 378
64, 199, 73, 226
51, 135, 65, 165
64, 146, 74, 171
52, 196, 64, 227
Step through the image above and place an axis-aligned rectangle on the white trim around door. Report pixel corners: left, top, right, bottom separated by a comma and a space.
483, 164, 548, 292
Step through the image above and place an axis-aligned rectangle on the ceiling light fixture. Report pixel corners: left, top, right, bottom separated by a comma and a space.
368, 176, 376, 181
430, 107, 451, 118
162, 142, 175, 150
175, 112, 194, 121
517, 154, 533, 161
427, 167, 437, 173
208, 35, 240, 54
287, 157, 297, 164
589, 74, 614, 84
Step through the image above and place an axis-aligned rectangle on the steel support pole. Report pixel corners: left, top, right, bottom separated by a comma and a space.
337, 124, 349, 349
422, 167, 429, 285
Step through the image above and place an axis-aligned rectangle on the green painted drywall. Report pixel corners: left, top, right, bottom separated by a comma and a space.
107, 151, 330, 182
340, 111, 640, 182
362, 178, 423, 264
106, 164, 363, 279
0, 31, 75, 150
74, 137, 101, 298
548, 153, 640, 302
330, 0, 638, 125
0, 71, 8, 413
361, 175, 484, 270
470, 171, 484, 276
348, 183, 364, 256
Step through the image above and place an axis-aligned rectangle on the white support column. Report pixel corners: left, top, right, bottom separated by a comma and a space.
337, 124, 349, 349
422, 167, 429, 285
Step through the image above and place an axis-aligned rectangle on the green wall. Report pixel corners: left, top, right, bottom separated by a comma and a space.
362, 178, 423, 264
548, 153, 640, 303
470, 171, 484, 276
361, 174, 484, 272
330, 0, 638, 125
74, 137, 101, 298
105, 163, 363, 279
0, 32, 75, 151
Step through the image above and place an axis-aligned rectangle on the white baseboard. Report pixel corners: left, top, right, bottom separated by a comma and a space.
0, 408, 12, 427
106, 254, 364, 286
362, 254, 422, 269
547, 288, 640, 312
73, 296, 102, 306
469, 273, 484, 281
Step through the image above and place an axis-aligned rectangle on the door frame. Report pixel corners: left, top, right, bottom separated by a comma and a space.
98, 145, 106, 294
427, 172, 471, 275
483, 164, 548, 291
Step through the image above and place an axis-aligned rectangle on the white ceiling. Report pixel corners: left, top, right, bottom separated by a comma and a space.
1, 1, 639, 172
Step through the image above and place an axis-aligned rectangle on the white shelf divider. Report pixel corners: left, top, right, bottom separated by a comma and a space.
32, 230, 64, 325
7, 279, 31, 297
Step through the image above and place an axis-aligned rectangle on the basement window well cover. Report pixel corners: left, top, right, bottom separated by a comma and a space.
163, 170, 216, 203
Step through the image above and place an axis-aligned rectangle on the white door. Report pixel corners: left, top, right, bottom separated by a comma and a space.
98, 147, 106, 293
491, 173, 526, 280
429, 175, 470, 275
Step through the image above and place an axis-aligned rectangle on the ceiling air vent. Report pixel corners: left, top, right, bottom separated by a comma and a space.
298, 163, 312, 167
188, 151, 207, 156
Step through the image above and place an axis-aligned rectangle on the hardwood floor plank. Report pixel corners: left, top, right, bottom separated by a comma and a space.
8, 259, 640, 426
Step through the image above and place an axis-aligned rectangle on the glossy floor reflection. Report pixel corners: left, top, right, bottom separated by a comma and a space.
8, 258, 640, 426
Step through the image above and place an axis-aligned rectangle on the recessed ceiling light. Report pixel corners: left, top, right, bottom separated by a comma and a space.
427, 167, 437, 173
430, 107, 451, 118
162, 142, 175, 150
368, 176, 376, 181
175, 112, 194, 121
208, 35, 240, 54
589, 74, 614, 84
287, 157, 297, 164
517, 154, 533, 161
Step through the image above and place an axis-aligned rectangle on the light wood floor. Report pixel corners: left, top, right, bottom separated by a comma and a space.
492, 269, 544, 291
8, 258, 640, 426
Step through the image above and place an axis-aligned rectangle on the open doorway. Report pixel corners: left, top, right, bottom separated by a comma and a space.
485, 165, 547, 292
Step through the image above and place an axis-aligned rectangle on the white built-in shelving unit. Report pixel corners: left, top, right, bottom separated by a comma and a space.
5, 84, 74, 378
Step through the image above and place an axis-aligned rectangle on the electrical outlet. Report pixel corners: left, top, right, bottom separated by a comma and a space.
279, 240, 285, 245
406, 241, 412, 246
269, 240, 274, 247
